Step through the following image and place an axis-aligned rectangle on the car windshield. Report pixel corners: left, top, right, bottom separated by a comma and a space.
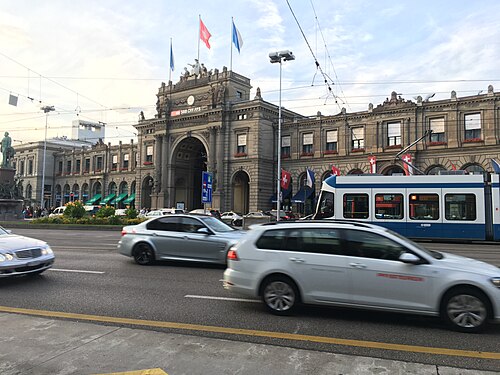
197, 216, 236, 232
389, 229, 443, 259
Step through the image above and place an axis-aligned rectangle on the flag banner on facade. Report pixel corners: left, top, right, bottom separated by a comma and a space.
232, 20, 243, 53
402, 154, 413, 175
491, 159, 500, 174
170, 41, 175, 71
200, 18, 212, 49
368, 155, 377, 174
306, 168, 315, 188
331, 165, 341, 176
281, 169, 291, 190
451, 162, 457, 171
9, 94, 18, 106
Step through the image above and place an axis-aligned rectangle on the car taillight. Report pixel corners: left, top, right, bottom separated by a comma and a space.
227, 248, 239, 261
121, 230, 128, 236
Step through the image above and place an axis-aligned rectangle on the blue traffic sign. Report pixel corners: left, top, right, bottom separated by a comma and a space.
201, 171, 213, 203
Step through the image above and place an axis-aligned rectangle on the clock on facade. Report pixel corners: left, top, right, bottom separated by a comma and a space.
187, 95, 195, 106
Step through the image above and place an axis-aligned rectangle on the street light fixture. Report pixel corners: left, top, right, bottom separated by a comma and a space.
269, 50, 295, 222
40, 105, 55, 208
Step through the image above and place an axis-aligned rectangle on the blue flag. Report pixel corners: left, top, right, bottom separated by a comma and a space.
169, 41, 175, 71
306, 168, 315, 188
232, 20, 243, 53
491, 159, 500, 174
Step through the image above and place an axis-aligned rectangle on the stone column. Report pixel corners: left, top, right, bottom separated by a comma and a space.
161, 133, 169, 207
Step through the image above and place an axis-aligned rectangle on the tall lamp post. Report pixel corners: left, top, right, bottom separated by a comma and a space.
40, 105, 55, 209
269, 50, 295, 221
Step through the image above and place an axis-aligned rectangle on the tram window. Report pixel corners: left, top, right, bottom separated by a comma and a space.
317, 192, 334, 219
375, 194, 403, 219
343, 194, 369, 219
445, 194, 476, 221
409, 194, 439, 220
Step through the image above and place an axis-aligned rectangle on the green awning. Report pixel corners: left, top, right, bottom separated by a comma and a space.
111, 193, 128, 205
101, 193, 116, 205
122, 193, 136, 204
85, 194, 101, 205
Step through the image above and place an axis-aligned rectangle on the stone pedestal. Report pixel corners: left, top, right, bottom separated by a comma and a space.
0, 168, 15, 184
0, 199, 23, 221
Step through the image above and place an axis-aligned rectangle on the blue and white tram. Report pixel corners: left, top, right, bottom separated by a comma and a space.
315, 174, 500, 241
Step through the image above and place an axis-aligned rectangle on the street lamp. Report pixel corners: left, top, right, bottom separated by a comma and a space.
40, 105, 55, 208
269, 50, 295, 221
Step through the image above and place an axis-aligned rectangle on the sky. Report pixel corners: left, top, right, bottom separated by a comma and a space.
0, 0, 499, 146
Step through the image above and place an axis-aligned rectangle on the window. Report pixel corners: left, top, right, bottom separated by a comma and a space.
28, 160, 33, 175
146, 145, 154, 163
112, 155, 118, 170
76, 159, 81, 173
58, 161, 63, 174
302, 133, 313, 154
180, 217, 205, 233
84, 158, 90, 173
237, 134, 247, 154
343, 230, 406, 260
387, 122, 401, 146
351, 127, 364, 149
66, 160, 71, 174
281, 135, 291, 157
326, 130, 338, 152
316, 191, 334, 219
123, 154, 129, 169
409, 194, 439, 220
445, 194, 476, 221
237, 113, 247, 120
430, 118, 445, 142
375, 194, 403, 219
236, 91, 243, 99
343, 193, 369, 219
464, 113, 481, 140
96, 156, 103, 171
146, 217, 179, 231
20, 160, 25, 175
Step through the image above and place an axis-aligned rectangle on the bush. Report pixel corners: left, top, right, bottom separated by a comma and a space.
63, 201, 86, 219
125, 207, 138, 219
96, 205, 116, 218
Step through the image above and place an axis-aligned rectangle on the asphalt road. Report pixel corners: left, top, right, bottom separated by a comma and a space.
2, 228, 500, 372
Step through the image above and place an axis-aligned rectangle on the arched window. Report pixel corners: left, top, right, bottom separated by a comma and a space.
464, 164, 485, 175
427, 165, 447, 175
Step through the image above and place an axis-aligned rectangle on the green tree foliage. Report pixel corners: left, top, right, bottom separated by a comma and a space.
63, 200, 86, 218
96, 205, 116, 218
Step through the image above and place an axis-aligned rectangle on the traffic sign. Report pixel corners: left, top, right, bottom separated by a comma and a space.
201, 171, 213, 204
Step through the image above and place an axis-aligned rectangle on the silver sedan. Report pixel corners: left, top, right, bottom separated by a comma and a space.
0, 226, 55, 277
118, 214, 245, 265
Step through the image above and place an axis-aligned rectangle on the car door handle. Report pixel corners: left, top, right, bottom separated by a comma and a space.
290, 257, 305, 263
349, 262, 367, 269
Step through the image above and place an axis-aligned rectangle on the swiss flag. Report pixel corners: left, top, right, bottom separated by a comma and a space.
200, 18, 212, 49
331, 166, 341, 176
368, 155, 377, 174
281, 169, 291, 190
402, 153, 413, 175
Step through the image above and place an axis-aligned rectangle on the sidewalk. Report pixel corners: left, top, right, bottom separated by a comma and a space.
0, 312, 495, 375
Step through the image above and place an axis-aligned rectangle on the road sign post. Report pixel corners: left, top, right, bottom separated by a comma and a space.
201, 171, 213, 213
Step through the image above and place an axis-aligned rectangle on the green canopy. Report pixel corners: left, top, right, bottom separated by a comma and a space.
85, 194, 101, 205
101, 193, 116, 205
122, 193, 136, 205
111, 193, 128, 205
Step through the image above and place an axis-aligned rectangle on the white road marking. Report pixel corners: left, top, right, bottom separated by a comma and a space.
48, 268, 105, 274
184, 294, 260, 303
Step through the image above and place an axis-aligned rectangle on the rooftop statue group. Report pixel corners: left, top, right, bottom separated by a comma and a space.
1, 131, 14, 168
181, 59, 210, 81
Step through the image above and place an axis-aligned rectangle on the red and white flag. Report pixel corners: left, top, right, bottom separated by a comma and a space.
200, 18, 212, 49
331, 165, 341, 176
368, 155, 377, 174
281, 169, 291, 190
402, 153, 413, 175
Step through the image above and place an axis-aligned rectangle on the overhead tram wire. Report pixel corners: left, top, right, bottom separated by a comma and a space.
285, 0, 343, 112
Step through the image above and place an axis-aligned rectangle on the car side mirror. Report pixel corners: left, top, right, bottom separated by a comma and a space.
399, 252, 421, 264
197, 227, 211, 235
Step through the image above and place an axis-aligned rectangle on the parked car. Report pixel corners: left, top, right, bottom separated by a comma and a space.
145, 208, 185, 218
0, 226, 55, 277
48, 206, 66, 217
119, 214, 245, 266
223, 220, 500, 333
265, 210, 293, 221
220, 211, 243, 226
244, 211, 267, 218
189, 208, 221, 219
114, 209, 128, 216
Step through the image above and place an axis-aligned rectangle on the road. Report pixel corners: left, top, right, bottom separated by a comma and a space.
1, 228, 500, 372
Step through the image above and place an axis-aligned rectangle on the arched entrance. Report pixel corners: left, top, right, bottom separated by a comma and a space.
232, 170, 249, 214
141, 176, 153, 209
171, 137, 207, 211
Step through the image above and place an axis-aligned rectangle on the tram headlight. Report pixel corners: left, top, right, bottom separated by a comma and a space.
490, 277, 500, 288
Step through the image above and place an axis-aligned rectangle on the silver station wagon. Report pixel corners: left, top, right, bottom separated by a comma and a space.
0, 226, 55, 277
119, 214, 245, 265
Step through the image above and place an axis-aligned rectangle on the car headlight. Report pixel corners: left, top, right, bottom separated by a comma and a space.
41, 246, 53, 255
490, 278, 500, 288
0, 253, 13, 262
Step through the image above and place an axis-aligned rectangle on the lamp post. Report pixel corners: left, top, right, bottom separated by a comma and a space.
269, 50, 295, 221
40, 105, 55, 209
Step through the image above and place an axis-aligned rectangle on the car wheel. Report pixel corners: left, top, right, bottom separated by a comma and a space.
133, 243, 155, 265
441, 287, 491, 333
261, 276, 299, 315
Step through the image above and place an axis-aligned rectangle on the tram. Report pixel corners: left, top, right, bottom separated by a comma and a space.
315, 173, 500, 241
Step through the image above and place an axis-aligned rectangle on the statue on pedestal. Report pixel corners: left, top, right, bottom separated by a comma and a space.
1, 132, 14, 168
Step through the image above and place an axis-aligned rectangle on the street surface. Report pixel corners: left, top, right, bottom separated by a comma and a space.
1, 228, 499, 372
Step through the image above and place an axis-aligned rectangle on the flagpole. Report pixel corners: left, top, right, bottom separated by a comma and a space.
230, 17, 233, 71
169, 38, 172, 83
197, 15, 201, 62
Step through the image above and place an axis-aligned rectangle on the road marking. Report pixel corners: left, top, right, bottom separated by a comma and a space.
0, 306, 498, 360
95, 368, 168, 375
48, 268, 105, 274
184, 294, 260, 303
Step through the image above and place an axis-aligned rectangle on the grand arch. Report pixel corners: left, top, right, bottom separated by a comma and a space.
231, 170, 249, 214
171, 137, 207, 211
